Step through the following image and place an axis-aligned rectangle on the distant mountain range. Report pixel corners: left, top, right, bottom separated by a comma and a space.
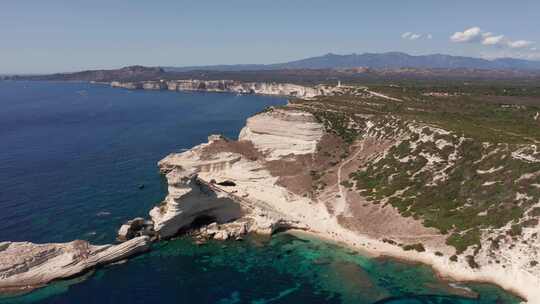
165, 52, 540, 72
6, 52, 540, 83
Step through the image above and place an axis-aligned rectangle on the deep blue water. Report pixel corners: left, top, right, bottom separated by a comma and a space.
0, 81, 520, 303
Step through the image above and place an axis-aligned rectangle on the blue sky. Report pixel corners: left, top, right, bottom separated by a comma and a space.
1, 0, 539, 73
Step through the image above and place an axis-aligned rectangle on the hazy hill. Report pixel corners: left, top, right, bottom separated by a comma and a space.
165, 52, 540, 72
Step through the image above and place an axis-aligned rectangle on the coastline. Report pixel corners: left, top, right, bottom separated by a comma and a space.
0, 80, 534, 303
286, 228, 529, 302
83, 82, 540, 303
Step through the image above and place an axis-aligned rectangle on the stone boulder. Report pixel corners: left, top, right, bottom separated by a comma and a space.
117, 218, 154, 241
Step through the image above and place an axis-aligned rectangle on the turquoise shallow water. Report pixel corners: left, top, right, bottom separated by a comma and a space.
0, 81, 521, 303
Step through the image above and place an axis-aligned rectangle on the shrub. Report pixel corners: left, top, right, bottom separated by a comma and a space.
402, 243, 426, 252
466, 255, 480, 269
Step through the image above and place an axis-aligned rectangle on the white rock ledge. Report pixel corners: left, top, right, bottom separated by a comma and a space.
0, 236, 150, 293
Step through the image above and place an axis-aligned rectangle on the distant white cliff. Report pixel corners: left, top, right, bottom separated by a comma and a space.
111, 79, 341, 98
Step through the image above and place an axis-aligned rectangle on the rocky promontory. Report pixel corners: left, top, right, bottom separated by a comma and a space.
126, 99, 540, 302
0, 236, 150, 294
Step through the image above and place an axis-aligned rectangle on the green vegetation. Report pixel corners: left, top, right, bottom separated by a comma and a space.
340, 180, 353, 188
466, 255, 480, 269
312, 111, 359, 144
350, 130, 540, 252
402, 243, 426, 252
530, 207, 540, 217
291, 82, 540, 254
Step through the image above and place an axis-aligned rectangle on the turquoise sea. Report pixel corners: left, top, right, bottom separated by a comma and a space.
0, 81, 521, 303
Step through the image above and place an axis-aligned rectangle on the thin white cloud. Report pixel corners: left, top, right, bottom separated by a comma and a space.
481, 50, 540, 61
401, 32, 430, 41
450, 27, 482, 43
482, 35, 505, 46
508, 40, 534, 49
451, 26, 536, 53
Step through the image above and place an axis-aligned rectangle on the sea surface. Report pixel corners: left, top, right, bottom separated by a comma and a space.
0, 81, 521, 303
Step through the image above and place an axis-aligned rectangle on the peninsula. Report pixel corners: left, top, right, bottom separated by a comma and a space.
116, 82, 540, 302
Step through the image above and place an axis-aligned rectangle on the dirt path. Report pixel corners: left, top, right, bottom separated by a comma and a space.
366, 90, 403, 102
487, 126, 540, 144
334, 141, 366, 215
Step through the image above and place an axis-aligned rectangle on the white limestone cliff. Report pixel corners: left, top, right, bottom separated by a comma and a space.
148, 132, 307, 239
149, 159, 244, 239
166, 80, 323, 98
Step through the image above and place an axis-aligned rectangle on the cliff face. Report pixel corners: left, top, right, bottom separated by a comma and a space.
239, 109, 324, 159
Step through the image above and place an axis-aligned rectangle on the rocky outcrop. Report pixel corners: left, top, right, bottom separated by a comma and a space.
117, 218, 155, 241
141, 125, 315, 240
0, 236, 150, 293
149, 158, 244, 239
191, 215, 305, 242
147, 111, 330, 240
